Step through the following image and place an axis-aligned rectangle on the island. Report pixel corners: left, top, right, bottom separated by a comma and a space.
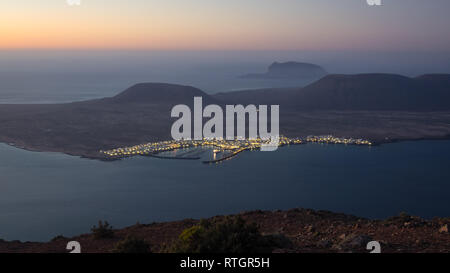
0, 74, 449, 161
239, 61, 328, 79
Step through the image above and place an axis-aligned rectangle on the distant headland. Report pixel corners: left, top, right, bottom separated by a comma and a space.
240, 61, 328, 80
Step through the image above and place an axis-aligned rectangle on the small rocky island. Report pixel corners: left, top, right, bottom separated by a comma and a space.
240, 61, 328, 79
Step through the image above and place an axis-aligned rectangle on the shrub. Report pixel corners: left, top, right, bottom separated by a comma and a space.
168, 216, 281, 253
91, 220, 114, 239
51, 235, 67, 242
113, 235, 151, 253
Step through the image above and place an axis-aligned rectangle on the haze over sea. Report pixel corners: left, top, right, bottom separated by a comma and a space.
1, 50, 450, 242
1, 50, 450, 103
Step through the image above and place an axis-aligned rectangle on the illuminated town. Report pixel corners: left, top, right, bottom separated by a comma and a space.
100, 135, 372, 163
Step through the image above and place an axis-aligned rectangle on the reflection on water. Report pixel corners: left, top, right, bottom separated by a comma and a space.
157, 147, 234, 162
1, 141, 450, 241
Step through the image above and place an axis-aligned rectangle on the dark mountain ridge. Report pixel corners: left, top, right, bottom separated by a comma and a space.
217, 73, 450, 111
0, 73, 450, 159
109, 83, 217, 105
290, 73, 450, 111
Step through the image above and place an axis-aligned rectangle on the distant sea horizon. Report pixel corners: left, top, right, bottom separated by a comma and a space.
1, 50, 450, 104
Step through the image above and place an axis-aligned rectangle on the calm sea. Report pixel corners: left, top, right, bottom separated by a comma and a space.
1, 141, 450, 242
1, 50, 450, 242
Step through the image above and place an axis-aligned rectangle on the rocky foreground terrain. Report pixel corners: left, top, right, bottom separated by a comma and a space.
1, 208, 449, 253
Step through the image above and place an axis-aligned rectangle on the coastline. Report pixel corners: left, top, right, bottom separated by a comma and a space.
3, 134, 450, 162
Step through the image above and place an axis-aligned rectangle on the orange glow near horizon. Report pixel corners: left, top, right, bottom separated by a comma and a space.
0, 6, 323, 51
1, 0, 450, 51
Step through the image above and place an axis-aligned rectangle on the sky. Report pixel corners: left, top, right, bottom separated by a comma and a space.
1, 0, 450, 51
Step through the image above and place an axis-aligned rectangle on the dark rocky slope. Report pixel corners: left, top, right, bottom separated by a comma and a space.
1, 208, 449, 253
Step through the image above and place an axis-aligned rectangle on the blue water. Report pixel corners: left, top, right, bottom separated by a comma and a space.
1, 50, 450, 242
1, 141, 450, 242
